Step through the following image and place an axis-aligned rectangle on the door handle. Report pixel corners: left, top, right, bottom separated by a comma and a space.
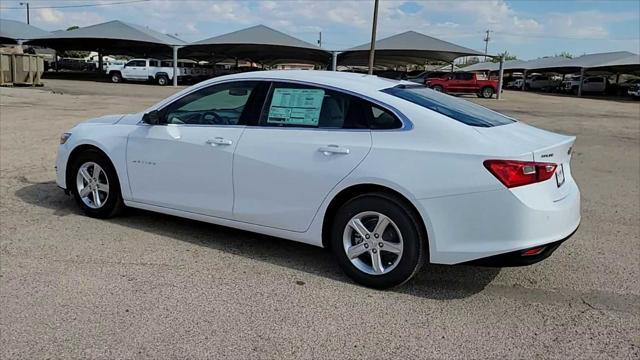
206, 137, 233, 146
318, 145, 350, 155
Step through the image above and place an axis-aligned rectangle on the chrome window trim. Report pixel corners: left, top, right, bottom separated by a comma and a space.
150, 77, 414, 131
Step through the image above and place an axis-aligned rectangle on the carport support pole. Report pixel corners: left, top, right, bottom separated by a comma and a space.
331, 51, 338, 71
367, 0, 380, 75
97, 50, 103, 74
496, 56, 505, 100
522, 70, 528, 90
577, 68, 585, 96
172, 46, 179, 87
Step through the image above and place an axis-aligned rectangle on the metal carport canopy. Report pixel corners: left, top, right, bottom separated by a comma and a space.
182, 25, 331, 65
462, 59, 528, 72
523, 51, 636, 74
0, 18, 49, 44
337, 30, 485, 66
584, 53, 640, 75
24, 20, 186, 57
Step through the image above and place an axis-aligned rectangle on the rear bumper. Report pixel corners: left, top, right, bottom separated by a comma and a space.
467, 224, 578, 267
417, 179, 581, 265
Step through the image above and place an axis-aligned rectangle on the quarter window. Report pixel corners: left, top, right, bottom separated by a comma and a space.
161, 81, 258, 125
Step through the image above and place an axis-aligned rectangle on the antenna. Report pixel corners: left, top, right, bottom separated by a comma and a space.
483, 29, 493, 61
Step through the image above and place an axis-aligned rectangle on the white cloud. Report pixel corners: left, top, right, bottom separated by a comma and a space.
35, 8, 64, 25
34, 8, 104, 28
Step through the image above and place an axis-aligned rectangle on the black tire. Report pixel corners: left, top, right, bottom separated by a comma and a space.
69, 149, 124, 218
157, 75, 168, 86
110, 72, 122, 83
481, 86, 494, 98
431, 85, 443, 92
330, 192, 427, 289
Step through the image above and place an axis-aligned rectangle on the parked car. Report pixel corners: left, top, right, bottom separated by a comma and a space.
612, 78, 640, 96
628, 83, 640, 99
55, 71, 580, 288
426, 72, 499, 98
561, 75, 607, 94
525, 75, 561, 91
106, 58, 208, 85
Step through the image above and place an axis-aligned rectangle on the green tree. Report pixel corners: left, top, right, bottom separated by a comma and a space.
555, 51, 573, 59
66, 25, 79, 31
490, 51, 518, 63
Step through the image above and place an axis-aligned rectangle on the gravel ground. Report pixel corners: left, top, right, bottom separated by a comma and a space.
1, 79, 639, 359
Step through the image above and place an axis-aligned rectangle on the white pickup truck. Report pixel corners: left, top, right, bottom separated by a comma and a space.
524, 75, 561, 91
106, 58, 209, 85
561, 75, 607, 94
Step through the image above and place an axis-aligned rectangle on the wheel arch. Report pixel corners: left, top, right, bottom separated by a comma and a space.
65, 144, 118, 191
320, 183, 429, 251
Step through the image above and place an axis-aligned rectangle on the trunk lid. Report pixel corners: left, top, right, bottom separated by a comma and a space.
476, 122, 576, 200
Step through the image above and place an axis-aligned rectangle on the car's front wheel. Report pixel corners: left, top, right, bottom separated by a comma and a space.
331, 193, 427, 289
431, 85, 443, 92
110, 72, 122, 83
70, 150, 124, 218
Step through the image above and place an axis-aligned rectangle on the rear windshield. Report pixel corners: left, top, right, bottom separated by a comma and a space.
381, 85, 515, 127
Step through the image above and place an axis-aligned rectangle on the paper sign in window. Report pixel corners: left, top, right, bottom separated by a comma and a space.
267, 88, 325, 126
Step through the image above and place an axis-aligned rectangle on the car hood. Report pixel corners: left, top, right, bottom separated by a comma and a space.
83, 114, 127, 125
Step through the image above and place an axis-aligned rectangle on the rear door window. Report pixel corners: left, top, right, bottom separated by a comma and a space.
382, 85, 515, 127
258, 82, 402, 130
259, 82, 369, 129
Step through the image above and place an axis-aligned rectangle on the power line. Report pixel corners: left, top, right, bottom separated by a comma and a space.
0, 0, 148, 10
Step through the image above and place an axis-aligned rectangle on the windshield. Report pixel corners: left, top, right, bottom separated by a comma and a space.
382, 85, 515, 127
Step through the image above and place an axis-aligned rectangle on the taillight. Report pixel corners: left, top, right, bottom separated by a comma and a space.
483, 160, 557, 188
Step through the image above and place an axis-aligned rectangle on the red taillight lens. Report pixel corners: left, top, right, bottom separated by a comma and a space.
483, 160, 557, 188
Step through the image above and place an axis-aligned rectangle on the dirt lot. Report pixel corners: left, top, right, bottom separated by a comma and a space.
1, 79, 639, 359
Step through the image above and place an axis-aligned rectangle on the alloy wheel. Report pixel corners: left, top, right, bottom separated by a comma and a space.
76, 161, 110, 209
342, 211, 404, 275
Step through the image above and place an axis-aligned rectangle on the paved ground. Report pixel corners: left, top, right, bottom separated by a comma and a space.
1, 79, 639, 359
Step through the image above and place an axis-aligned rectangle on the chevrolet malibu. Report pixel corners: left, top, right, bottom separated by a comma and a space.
56, 70, 581, 288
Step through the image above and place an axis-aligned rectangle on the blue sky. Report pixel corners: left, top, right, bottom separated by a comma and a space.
1, 0, 638, 60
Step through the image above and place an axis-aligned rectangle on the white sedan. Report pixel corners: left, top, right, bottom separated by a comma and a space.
56, 70, 580, 288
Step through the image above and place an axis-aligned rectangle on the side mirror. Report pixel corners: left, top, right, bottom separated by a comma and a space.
142, 110, 161, 125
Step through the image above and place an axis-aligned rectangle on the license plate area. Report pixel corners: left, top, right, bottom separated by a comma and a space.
556, 164, 565, 188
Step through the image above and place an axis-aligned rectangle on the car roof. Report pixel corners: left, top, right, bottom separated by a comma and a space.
212, 70, 408, 92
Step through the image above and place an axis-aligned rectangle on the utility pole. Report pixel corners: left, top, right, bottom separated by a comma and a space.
20, 2, 30, 24
367, 0, 380, 75
317, 31, 322, 48
483, 29, 492, 61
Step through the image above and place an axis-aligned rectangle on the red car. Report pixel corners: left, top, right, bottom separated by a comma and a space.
426, 72, 498, 98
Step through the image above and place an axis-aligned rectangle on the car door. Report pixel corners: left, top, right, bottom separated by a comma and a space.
126, 80, 264, 218
232, 82, 374, 232
122, 60, 145, 80
458, 72, 474, 93
446, 73, 462, 92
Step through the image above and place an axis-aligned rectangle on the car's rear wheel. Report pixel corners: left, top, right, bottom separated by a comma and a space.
70, 150, 124, 218
157, 75, 168, 86
331, 193, 426, 289
481, 86, 494, 98
431, 85, 443, 92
